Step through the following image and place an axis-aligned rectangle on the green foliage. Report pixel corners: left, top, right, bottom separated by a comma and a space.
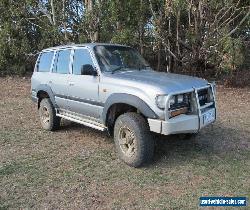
0, 1, 31, 75
0, 0, 249, 77
220, 37, 244, 73
111, 28, 138, 45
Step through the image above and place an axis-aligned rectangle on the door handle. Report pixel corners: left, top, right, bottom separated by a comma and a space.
48, 80, 52, 84
69, 82, 74, 86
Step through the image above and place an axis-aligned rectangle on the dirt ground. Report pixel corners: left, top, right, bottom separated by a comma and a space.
0, 77, 249, 209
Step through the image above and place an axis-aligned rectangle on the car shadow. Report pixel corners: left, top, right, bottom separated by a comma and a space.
57, 120, 248, 166
152, 123, 249, 166
58, 119, 112, 142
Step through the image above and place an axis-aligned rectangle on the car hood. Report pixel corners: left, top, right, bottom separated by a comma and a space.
108, 70, 208, 93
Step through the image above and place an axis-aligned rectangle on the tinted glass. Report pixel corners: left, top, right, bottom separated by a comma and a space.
37, 51, 54, 72
94, 45, 151, 72
73, 49, 94, 75
55, 50, 71, 74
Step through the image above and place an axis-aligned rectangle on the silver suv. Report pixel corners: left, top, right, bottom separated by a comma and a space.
31, 43, 216, 167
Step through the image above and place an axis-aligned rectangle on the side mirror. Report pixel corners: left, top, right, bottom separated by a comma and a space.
81, 64, 98, 76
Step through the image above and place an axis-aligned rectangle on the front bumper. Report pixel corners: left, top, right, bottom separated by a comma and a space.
148, 108, 215, 135
148, 84, 216, 135
31, 90, 38, 103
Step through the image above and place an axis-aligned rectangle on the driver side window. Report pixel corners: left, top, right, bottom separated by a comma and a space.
72, 49, 95, 75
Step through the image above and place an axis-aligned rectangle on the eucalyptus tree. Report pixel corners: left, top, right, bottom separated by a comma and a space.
148, 0, 250, 75
0, 0, 249, 78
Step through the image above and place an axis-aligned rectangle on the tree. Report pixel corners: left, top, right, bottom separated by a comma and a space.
0, 0, 249, 82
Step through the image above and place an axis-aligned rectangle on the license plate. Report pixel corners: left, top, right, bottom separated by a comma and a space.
203, 109, 215, 125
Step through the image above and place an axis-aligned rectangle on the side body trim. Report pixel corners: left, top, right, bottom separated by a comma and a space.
55, 94, 104, 107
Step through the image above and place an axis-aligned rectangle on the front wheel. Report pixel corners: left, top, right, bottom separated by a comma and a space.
114, 112, 154, 167
39, 98, 60, 131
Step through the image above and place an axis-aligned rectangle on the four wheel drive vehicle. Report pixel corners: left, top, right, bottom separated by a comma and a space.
31, 43, 217, 167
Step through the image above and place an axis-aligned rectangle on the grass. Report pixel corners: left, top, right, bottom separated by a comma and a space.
0, 77, 249, 209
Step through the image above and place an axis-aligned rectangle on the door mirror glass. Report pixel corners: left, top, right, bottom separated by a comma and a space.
81, 64, 97, 76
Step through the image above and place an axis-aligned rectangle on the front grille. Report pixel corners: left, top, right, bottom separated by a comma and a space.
167, 86, 215, 119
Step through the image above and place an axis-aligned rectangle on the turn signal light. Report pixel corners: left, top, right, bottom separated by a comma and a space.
170, 107, 188, 118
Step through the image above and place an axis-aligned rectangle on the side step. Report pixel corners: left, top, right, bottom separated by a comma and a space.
57, 113, 107, 131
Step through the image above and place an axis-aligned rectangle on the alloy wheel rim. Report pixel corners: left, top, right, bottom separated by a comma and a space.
41, 106, 50, 124
118, 127, 136, 157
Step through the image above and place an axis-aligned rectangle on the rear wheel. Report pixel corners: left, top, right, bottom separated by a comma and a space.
39, 98, 60, 131
114, 112, 154, 167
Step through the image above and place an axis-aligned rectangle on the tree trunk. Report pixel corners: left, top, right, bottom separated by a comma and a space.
85, 0, 93, 11
139, 0, 144, 55
50, 0, 56, 25
62, 0, 68, 42
84, 0, 99, 42
157, 42, 161, 71
176, 9, 181, 56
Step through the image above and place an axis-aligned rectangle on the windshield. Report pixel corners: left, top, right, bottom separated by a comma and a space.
93, 45, 151, 73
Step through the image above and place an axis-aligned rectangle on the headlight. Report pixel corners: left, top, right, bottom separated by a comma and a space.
169, 94, 188, 109
155, 95, 168, 109
177, 94, 184, 103
169, 97, 175, 106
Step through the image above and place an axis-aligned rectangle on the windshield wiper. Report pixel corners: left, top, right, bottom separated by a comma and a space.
111, 66, 124, 74
138, 65, 151, 71
143, 65, 151, 69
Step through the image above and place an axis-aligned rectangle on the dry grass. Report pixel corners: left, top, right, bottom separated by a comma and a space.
0, 77, 249, 209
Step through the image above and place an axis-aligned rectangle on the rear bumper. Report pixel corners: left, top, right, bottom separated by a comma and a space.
148, 108, 216, 135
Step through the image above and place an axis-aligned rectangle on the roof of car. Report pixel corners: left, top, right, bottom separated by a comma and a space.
42, 43, 128, 52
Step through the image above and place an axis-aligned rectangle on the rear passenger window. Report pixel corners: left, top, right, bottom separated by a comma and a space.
73, 49, 94, 75
54, 50, 71, 74
37, 51, 54, 72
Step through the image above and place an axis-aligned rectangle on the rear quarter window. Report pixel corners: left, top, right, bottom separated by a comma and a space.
37, 51, 54, 72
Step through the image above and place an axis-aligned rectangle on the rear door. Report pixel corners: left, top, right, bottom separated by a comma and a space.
49, 48, 72, 110
67, 47, 101, 120
33, 50, 54, 88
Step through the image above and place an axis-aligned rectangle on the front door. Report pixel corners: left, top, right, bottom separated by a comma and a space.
67, 48, 101, 120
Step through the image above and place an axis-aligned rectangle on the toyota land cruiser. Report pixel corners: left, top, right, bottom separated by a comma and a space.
31, 43, 216, 167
